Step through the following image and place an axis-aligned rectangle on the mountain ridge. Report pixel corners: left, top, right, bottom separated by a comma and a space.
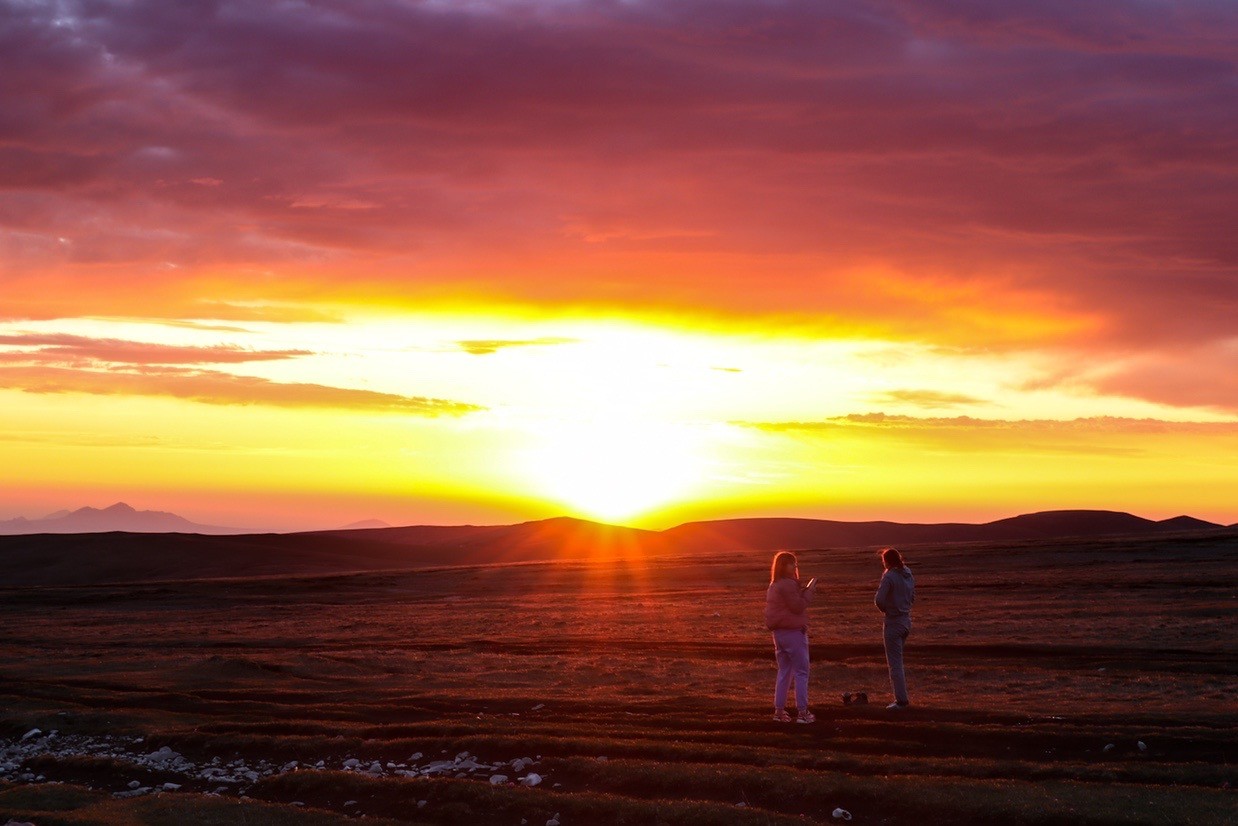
0, 507, 1231, 587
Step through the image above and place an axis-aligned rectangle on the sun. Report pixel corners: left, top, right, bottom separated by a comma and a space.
519, 417, 703, 523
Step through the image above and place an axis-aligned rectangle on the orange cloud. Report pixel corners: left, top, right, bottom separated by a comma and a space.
0, 365, 480, 415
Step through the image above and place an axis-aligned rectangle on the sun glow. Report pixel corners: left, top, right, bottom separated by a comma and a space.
518, 418, 704, 521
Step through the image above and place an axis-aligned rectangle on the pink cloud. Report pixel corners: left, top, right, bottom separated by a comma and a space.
0, 0, 1233, 359
0, 333, 310, 364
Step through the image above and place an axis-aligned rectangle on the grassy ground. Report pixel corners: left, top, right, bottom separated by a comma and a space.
0, 531, 1234, 824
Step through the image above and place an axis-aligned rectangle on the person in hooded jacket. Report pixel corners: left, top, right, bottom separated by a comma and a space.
764, 551, 818, 723
875, 547, 915, 710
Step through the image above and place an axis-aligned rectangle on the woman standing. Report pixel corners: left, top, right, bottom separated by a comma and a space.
875, 547, 915, 710
765, 551, 817, 723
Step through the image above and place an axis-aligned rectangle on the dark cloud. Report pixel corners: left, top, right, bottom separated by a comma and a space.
0, 0, 1234, 350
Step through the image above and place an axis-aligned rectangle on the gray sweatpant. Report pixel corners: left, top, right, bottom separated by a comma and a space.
883, 618, 911, 705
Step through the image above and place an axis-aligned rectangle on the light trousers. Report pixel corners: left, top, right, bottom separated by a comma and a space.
772, 628, 810, 711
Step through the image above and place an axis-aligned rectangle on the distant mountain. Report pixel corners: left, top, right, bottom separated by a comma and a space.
1157, 515, 1221, 532
0, 509, 1229, 586
336, 519, 393, 530
0, 502, 235, 535
661, 510, 1226, 552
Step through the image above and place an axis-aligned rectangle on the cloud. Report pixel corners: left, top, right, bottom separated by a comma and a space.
0, 0, 1234, 350
868, 389, 991, 409
737, 413, 1238, 455
0, 333, 310, 364
0, 364, 481, 415
1029, 339, 1238, 413
455, 337, 576, 355
743, 413, 1238, 434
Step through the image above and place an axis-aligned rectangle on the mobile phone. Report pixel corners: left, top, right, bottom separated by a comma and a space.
805, 577, 817, 589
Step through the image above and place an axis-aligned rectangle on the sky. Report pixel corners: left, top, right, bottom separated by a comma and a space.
1, 0, 1236, 530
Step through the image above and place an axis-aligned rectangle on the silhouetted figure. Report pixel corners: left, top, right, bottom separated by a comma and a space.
875, 547, 915, 709
765, 551, 817, 723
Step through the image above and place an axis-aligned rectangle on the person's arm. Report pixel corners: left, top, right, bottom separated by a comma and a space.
781, 579, 810, 615
874, 572, 890, 613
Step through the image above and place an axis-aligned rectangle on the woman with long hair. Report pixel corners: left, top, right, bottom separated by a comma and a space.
875, 547, 915, 710
764, 551, 817, 723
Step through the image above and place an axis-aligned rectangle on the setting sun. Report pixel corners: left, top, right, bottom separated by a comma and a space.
517, 417, 704, 521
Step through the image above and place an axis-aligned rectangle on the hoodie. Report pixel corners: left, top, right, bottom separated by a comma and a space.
765, 577, 814, 631
875, 566, 915, 620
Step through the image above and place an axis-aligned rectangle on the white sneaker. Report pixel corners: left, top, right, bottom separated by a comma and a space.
886, 702, 909, 710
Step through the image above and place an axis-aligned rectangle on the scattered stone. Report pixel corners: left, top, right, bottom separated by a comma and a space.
531, 704, 544, 711
162, 782, 181, 791
832, 808, 853, 821
1103, 743, 1116, 753
417, 800, 427, 808
1137, 741, 1148, 752
521, 773, 542, 787
343, 758, 361, 769
409, 752, 423, 761
291, 801, 304, 807
547, 814, 561, 826
490, 774, 509, 785
367, 761, 383, 774
128, 780, 141, 789
20, 729, 41, 741
344, 801, 357, 808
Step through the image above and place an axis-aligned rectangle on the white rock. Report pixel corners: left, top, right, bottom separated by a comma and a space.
455, 751, 470, 761
531, 704, 545, 711
291, 801, 304, 807
417, 800, 427, 808
547, 814, 561, 826
367, 761, 383, 774
343, 758, 361, 769
1137, 741, 1148, 752
832, 808, 852, 821
409, 752, 423, 761
490, 774, 509, 785
315, 760, 324, 767
1103, 743, 1116, 753
128, 780, 141, 789
344, 800, 357, 807
521, 773, 542, 787
20, 729, 41, 741
163, 782, 181, 791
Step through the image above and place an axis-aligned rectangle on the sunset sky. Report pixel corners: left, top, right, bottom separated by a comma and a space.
2, 0, 1236, 530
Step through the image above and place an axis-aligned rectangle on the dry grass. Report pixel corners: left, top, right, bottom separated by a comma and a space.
0, 531, 1234, 823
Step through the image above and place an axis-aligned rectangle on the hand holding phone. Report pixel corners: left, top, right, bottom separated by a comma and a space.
804, 576, 818, 590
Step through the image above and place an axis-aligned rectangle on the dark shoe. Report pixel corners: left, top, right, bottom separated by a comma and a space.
855, 692, 868, 705
842, 692, 852, 705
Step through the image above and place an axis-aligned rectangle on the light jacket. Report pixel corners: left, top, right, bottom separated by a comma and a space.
875, 566, 915, 620
765, 576, 813, 631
